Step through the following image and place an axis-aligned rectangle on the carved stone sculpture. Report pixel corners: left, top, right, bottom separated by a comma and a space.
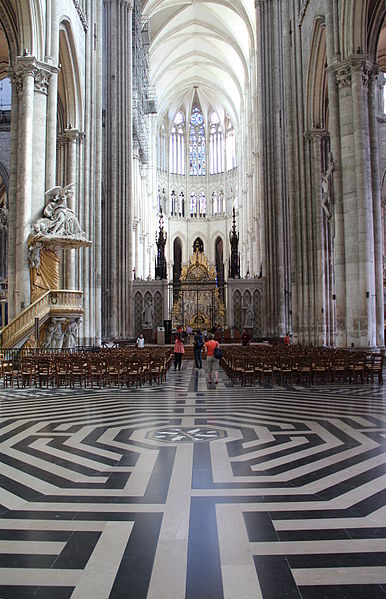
30, 184, 89, 244
142, 297, 154, 327
321, 156, 335, 221
63, 318, 81, 349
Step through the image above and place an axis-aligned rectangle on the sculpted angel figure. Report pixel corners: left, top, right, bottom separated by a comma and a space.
32, 184, 84, 239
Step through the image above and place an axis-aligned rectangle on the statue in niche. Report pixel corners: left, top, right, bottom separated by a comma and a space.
244, 299, 254, 328
321, 155, 336, 221
142, 297, 154, 327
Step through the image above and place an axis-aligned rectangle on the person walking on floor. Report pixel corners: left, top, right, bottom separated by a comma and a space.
205, 333, 219, 384
174, 333, 185, 371
193, 330, 204, 369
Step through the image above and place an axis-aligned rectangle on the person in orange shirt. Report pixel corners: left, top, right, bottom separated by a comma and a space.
205, 333, 219, 384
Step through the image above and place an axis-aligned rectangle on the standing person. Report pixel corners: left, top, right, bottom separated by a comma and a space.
283, 333, 290, 347
193, 330, 204, 369
186, 324, 193, 343
136, 333, 145, 348
241, 329, 251, 346
205, 333, 219, 384
174, 333, 185, 371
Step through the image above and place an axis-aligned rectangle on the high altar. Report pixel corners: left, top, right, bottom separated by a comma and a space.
172, 250, 225, 330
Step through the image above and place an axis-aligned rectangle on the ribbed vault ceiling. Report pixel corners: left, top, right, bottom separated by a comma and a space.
143, 0, 256, 126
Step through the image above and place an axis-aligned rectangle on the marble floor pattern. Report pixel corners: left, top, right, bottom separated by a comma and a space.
0, 361, 385, 598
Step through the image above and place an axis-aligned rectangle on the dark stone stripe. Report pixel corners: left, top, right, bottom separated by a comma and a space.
253, 555, 301, 598
186, 498, 223, 599
110, 513, 162, 599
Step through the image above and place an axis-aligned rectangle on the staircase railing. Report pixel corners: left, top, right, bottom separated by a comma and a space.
0, 290, 83, 349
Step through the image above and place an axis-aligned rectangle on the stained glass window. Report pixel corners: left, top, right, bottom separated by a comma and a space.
209, 112, 224, 174
189, 107, 206, 176
170, 112, 185, 175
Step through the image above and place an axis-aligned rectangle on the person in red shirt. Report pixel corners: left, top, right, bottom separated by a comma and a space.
174, 333, 185, 371
205, 333, 219, 384
283, 333, 290, 347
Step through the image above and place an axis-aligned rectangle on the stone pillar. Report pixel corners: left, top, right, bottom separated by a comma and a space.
45, 0, 59, 190
368, 67, 384, 347
7, 71, 20, 320
64, 127, 84, 289
306, 129, 328, 346
334, 57, 377, 348
325, 1, 345, 347
104, 0, 134, 338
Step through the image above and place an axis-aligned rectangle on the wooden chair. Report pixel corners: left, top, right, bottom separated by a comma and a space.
367, 353, 383, 385
54, 357, 71, 387
18, 356, 37, 387
69, 356, 88, 388
2, 360, 15, 388
36, 357, 52, 388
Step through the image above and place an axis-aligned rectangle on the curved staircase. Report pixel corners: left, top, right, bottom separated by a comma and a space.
0, 290, 83, 349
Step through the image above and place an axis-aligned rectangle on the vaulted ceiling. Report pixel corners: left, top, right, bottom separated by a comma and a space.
142, 0, 256, 127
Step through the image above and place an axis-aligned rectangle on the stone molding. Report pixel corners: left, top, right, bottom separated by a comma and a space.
299, 0, 311, 26
72, 1, 88, 31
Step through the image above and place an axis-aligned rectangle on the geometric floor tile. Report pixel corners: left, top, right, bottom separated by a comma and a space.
0, 360, 385, 598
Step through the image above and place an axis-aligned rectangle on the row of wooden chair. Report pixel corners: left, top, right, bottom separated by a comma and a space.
221, 346, 383, 386
1, 348, 174, 389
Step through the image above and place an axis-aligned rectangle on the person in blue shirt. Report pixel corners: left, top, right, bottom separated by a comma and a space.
193, 330, 204, 369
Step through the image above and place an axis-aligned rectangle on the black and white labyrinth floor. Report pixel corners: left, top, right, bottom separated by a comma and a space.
0, 362, 385, 598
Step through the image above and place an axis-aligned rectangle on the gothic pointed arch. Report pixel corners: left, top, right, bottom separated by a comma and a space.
306, 17, 327, 129
58, 20, 82, 132
189, 93, 206, 176
0, 1, 18, 63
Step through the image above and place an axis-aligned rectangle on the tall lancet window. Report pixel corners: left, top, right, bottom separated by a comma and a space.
189, 107, 206, 176
170, 111, 185, 175
158, 122, 167, 171
209, 112, 224, 174
226, 116, 236, 171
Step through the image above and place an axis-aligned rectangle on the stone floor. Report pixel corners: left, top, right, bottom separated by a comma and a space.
0, 360, 385, 598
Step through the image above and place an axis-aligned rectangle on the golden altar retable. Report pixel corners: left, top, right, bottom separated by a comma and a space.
173, 251, 225, 329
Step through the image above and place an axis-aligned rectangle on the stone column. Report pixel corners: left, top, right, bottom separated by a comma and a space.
334, 57, 377, 347
45, 0, 59, 190
325, 0, 345, 347
306, 129, 328, 346
368, 67, 384, 347
13, 58, 53, 311
104, 0, 134, 338
6, 70, 20, 320
64, 127, 84, 289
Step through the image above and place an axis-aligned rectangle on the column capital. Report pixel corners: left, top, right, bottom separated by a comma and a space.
328, 55, 375, 90
303, 128, 329, 142
64, 126, 86, 144
104, 0, 134, 8
9, 57, 58, 96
